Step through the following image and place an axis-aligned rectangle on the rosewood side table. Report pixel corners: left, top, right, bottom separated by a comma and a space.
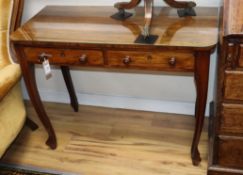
10, 6, 218, 165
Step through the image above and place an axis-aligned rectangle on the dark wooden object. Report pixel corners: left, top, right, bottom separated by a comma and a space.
10, 6, 218, 165
61, 66, 79, 112
111, 0, 196, 40
208, 0, 243, 174
17, 54, 57, 149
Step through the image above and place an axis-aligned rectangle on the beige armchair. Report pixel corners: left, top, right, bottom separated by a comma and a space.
0, 0, 37, 158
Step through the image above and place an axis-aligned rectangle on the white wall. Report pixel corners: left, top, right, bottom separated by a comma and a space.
22, 0, 220, 116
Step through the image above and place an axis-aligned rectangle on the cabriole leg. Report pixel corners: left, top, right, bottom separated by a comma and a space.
191, 51, 210, 165
17, 46, 57, 149
61, 66, 79, 112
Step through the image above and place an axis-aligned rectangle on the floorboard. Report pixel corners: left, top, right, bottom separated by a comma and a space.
2, 102, 209, 175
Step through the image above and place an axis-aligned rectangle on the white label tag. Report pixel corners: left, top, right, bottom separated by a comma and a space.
42, 59, 52, 79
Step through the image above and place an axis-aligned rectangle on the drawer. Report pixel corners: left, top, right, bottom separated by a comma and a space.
106, 50, 194, 71
224, 71, 243, 100
225, 43, 243, 69
216, 136, 243, 169
238, 44, 243, 67
22, 47, 104, 66
220, 103, 243, 134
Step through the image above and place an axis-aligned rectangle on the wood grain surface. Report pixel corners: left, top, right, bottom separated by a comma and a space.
208, 0, 243, 174
222, 0, 243, 37
217, 136, 243, 169
2, 102, 208, 175
106, 50, 194, 71
220, 103, 243, 134
23, 47, 104, 66
11, 6, 218, 49
224, 71, 243, 100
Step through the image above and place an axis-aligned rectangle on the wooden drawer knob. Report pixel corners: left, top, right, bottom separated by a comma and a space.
39, 52, 52, 62
168, 57, 176, 66
123, 56, 131, 65
226, 54, 232, 61
80, 54, 87, 63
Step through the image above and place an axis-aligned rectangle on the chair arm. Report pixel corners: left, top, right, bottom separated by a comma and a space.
0, 64, 21, 101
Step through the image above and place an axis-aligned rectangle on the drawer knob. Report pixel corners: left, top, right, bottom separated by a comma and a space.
80, 54, 87, 63
227, 54, 232, 61
168, 57, 176, 66
123, 56, 131, 65
39, 53, 52, 62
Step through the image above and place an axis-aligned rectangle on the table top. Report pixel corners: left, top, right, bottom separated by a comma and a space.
11, 6, 219, 49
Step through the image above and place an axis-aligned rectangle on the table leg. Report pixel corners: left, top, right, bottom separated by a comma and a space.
61, 66, 79, 112
191, 51, 210, 165
17, 48, 57, 149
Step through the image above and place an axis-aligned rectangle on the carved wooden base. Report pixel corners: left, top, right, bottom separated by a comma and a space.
111, 9, 133, 20
134, 34, 158, 44
177, 8, 196, 17
111, 0, 197, 39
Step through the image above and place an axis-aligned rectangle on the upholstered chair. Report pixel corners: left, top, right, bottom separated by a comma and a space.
0, 0, 37, 158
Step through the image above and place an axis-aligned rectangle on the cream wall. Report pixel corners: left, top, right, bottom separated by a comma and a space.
21, 0, 220, 116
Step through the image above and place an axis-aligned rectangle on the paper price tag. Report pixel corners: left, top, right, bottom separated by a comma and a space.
42, 59, 52, 79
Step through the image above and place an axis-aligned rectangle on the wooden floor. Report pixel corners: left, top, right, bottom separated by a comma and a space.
2, 102, 209, 175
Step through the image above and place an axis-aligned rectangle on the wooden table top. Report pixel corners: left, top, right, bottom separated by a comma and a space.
11, 6, 219, 49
